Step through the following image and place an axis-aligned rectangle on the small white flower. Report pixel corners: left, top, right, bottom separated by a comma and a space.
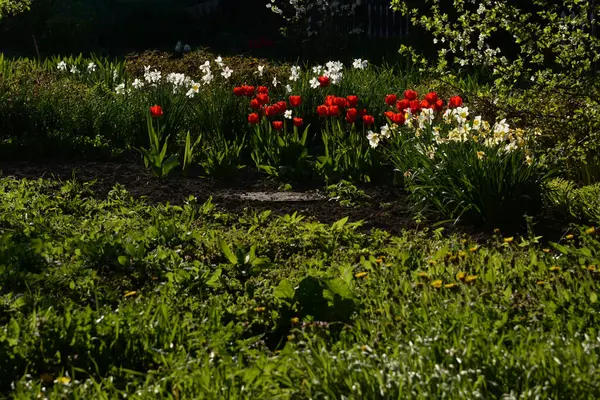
285, 84, 292, 93
284, 110, 293, 119
115, 83, 125, 94
132, 78, 144, 89
186, 81, 200, 98
57, 61, 67, 71
257, 65, 265, 77
380, 124, 391, 139
221, 66, 233, 79
215, 56, 223, 67
352, 58, 368, 69
367, 131, 380, 148
200, 61, 211, 74
87, 62, 97, 73
289, 66, 301, 81
70, 65, 79, 74
202, 72, 213, 85
272, 76, 279, 87
309, 77, 320, 89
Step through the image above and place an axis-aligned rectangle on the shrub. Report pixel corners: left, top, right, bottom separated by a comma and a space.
390, 0, 600, 184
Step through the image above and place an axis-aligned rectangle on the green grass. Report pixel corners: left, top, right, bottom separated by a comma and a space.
1, 176, 600, 398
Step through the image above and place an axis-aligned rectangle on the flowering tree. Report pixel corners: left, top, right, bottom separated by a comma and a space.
266, 0, 364, 48
390, 0, 600, 183
0, 0, 31, 19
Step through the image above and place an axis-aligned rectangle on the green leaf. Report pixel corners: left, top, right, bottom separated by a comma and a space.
118, 255, 128, 266
219, 240, 238, 266
549, 242, 570, 255
590, 292, 598, 304
206, 268, 222, 288
274, 279, 296, 301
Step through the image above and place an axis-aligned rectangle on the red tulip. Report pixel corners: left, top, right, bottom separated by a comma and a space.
391, 112, 405, 125
233, 87, 245, 97
425, 92, 438, 104
317, 105, 329, 117
334, 97, 348, 108
289, 95, 302, 107
257, 86, 269, 94
325, 95, 336, 106
409, 100, 421, 114
346, 95, 359, 107
346, 108, 357, 123
396, 99, 410, 112
250, 99, 261, 110
248, 113, 260, 124
385, 94, 398, 106
256, 93, 270, 105
404, 89, 418, 101
434, 99, 444, 112
358, 108, 368, 118
243, 85, 255, 97
328, 105, 341, 117
384, 111, 395, 120
265, 105, 278, 117
449, 95, 463, 108
362, 114, 375, 125
318, 75, 330, 87
420, 99, 430, 110
293, 117, 303, 127
150, 105, 163, 118
276, 101, 287, 113
272, 121, 283, 130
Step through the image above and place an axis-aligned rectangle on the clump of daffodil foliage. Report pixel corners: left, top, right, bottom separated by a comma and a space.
391, 0, 600, 184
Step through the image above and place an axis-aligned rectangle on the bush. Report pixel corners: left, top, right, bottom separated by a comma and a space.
391, 0, 600, 185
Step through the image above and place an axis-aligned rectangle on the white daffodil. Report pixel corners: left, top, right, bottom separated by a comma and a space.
70, 65, 79, 74
284, 110, 293, 119
115, 83, 125, 94
285, 84, 292, 93
380, 124, 391, 139
309, 77, 320, 89
221, 66, 233, 79
57, 61, 67, 71
257, 65, 265, 77
215, 56, 223, 67
132, 78, 144, 89
201, 71, 213, 85
272, 76, 279, 87
289, 66, 301, 81
472, 116, 482, 130
186, 81, 200, 98
144, 68, 161, 84
367, 131, 380, 148
352, 58, 368, 69
87, 62, 96, 73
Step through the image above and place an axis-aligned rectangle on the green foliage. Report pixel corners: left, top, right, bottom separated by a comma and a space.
138, 110, 179, 178
546, 178, 600, 223
325, 180, 370, 207
198, 134, 246, 180
0, 0, 30, 19
251, 121, 312, 181
1, 177, 600, 397
317, 120, 377, 183
390, 0, 600, 184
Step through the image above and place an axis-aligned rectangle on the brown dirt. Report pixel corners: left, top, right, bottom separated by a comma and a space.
0, 161, 415, 234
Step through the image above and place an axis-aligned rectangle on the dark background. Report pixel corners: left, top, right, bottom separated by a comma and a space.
0, 0, 424, 63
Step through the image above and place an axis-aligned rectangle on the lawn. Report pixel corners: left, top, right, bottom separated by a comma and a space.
1, 177, 599, 399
